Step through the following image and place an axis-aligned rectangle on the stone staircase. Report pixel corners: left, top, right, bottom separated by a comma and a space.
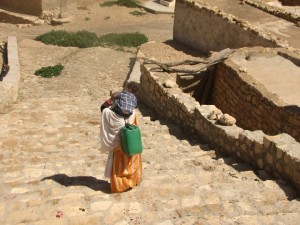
0, 39, 299, 224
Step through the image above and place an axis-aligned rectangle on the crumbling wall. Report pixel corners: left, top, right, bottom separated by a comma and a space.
173, 0, 285, 54
138, 59, 300, 191
210, 59, 300, 143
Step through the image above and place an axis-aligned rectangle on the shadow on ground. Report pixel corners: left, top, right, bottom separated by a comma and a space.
41, 174, 111, 194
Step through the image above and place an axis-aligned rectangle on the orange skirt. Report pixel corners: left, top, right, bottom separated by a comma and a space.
110, 144, 142, 193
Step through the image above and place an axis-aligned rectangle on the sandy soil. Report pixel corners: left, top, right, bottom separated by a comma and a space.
0, 1, 174, 43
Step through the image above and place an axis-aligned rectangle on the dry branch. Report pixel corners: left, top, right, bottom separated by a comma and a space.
140, 48, 235, 74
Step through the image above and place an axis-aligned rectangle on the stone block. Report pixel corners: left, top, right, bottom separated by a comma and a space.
254, 142, 263, 154
256, 159, 264, 169
266, 152, 273, 165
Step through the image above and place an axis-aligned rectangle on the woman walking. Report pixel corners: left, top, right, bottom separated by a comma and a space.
100, 82, 142, 193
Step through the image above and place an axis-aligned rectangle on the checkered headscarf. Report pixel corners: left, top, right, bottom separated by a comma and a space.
115, 91, 137, 114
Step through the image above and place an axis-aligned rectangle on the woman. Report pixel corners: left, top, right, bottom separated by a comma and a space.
100, 82, 142, 193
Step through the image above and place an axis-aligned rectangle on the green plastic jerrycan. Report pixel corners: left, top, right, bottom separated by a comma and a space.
121, 124, 143, 156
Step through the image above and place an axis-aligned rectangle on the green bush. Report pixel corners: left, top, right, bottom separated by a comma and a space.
100, 0, 140, 8
35, 64, 64, 78
36, 30, 148, 48
100, 1, 117, 7
98, 32, 148, 47
35, 30, 100, 48
117, 0, 140, 8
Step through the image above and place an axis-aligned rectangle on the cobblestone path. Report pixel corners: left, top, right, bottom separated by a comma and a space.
0, 39, 299, 225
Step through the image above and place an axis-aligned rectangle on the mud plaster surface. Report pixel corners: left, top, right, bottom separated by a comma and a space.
231, 53, 300, 106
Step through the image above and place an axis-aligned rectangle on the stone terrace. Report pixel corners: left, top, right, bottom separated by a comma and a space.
0, 1, 300, 225
0, 37, 299, 224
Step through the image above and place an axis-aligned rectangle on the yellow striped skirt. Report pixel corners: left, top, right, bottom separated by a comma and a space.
110, 144, 142, 193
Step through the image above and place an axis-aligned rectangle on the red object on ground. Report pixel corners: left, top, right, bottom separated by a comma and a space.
56, 211, 63, 218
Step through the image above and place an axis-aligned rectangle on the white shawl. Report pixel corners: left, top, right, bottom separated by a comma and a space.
100, 108, 135, 178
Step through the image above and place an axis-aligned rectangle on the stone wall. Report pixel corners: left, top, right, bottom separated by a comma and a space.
0, 37, 20, 113
279, 0, 300, 6
0, 0, 95, 16
173, 0, 287, 54
244, 0, 300, 24
210, 54, 300, 143
138, 60, 300, 191
0, 0, 42, 16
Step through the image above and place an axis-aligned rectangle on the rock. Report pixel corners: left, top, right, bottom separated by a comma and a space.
219, 113, 236, 126
33, 19, 45, 25
239, 67, 247, 72
207, 109, 223, 120
164, 80, 177, 88
40, 10, 55, 20
51, 16, 72, 25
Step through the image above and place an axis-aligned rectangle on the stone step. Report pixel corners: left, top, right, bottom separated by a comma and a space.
159, 0, 176, 7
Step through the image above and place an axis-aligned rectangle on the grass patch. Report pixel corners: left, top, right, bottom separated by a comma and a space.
35, 64, 64, 78
130, 10, 146, 16
35, 30, 100, 48
36, 30, 148, 48
118, 0, 140, 8
100, 1, 117, 7
98, 32, 148, 47
100, 0, 140, 8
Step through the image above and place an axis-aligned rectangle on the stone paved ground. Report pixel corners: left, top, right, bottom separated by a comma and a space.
1, 2, 300, 225
0, 37, 299, 225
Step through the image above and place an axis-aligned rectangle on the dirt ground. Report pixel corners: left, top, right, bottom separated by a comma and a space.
0, 1, 174, 44
0, 0, 175, 100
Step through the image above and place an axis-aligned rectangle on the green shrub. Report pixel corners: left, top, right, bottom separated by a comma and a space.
35, 30, 100, 48
98, 32, 148, 47
36, 30, 148, 48
35, 64, 64, 78
100, 1, 117, 7
100, 0, 140, 8
117, 0, 140, 8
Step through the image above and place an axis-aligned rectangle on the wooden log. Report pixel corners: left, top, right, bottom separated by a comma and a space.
140, 48, 234, 74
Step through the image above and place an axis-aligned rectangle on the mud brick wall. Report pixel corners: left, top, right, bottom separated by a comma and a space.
0, 0, 95, 16
280, 0, 300, 6
173, 0, 286, 54
139, 62, 300, 191
210, 62, 300, 143
0, 0, 42, 16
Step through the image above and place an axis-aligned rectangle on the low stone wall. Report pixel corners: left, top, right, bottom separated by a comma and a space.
245, 0, 300, 24
173, 0, 288, 54
210, 49, 300, 143
138, 49, 300, 191
0, 37, 20, 113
